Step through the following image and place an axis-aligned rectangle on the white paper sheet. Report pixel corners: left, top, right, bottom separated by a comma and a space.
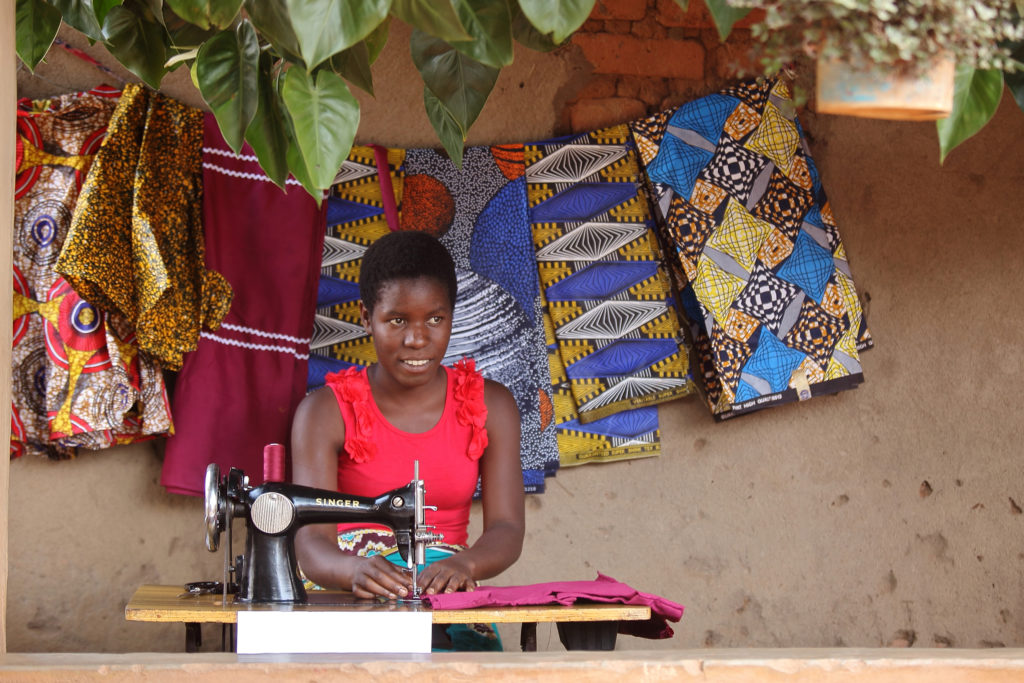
235, 611, 432, 654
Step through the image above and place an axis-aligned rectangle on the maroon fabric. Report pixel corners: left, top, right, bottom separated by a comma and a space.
422, 573, 684, 639
159, 114, 326, 495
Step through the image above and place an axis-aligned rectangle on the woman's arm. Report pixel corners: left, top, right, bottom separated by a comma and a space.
417, 379, 525, 594
291, 388, 413, 599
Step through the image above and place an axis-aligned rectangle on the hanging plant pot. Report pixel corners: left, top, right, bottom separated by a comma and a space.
815, 55, 956, 121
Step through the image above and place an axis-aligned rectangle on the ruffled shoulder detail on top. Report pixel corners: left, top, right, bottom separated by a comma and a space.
323, 366, 377, 463
452, 358, 489, 461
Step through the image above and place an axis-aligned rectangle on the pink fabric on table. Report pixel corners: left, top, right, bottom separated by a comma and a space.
159, 114, 326, 495
421, 573, 684, 639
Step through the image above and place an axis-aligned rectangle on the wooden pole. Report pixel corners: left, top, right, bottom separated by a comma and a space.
1, 0, 16, 656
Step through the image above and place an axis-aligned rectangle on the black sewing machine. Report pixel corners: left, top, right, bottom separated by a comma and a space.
203, 462, 441, 603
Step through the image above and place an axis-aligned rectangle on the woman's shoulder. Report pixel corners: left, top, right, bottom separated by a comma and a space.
323, 366, 369, 403
447, 358, 514, 410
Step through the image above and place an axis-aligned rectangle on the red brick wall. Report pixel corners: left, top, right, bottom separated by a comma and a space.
564, 0, 763, 132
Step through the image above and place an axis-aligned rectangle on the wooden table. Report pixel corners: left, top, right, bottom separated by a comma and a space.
125, 585, 651, 653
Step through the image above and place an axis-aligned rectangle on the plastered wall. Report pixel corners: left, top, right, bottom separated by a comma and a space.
9, 4, 1024, 653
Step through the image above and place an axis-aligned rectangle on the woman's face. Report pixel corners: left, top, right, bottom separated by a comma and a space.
361, 276, 453, 388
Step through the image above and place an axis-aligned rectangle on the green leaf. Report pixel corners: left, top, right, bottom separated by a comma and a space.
164, 0, 243, 30
328, 42, 375, 95
244, 52, 291, 189
92, 0, 120, 26
196, 20, 261, 152
15, 0, 62, 70
410, 28, 499, 134
281, 66, 360, 192
511, 5, 558, 52
702, 0, 751, 41
1006, 71, 1024, 113
51, 0, 104, 42
390, 0, 471, 42
517, 0, 593, 44
286, 0, 391, 71
424, 85, 466, 168
446, 0, 512, 68
165, 19, 219, 53
937, 66, 1004, 163
138, 0, 166, 28
1004, 40, 1024, 113
102, 2, 171, 88
365, 15, 391, 63
445, 0, 512, 68
245, 0, 303, 64
286, 135, 322, 202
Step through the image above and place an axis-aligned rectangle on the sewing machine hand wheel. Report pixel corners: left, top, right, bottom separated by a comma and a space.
204, 463, 225, 551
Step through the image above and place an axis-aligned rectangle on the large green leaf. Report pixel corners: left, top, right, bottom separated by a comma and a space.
102, 1, 171, 88
196, 20, 261, 152
51, 0, 104, 42
517, 0, 593, 44
92, 0, 121, 26
281, 66, 360, 192
139, 0, 166, 27
244, 52, 291, 189
15, 0, 62, 70
391, 0, 471, 42
424, 86, 466, 167
365, 16, 391, 62
245, 0, 303, 64
511, 5, 558, 52
446, 0, 513, 68
937, 66, 1004, 163
329, 42, 375, 95
286, 0, 391, 70
702, 0, 751, 41
410, 28, 499, 134
165, 0, 243, 30
164, 18, 219, 53
285, 135, 321, 202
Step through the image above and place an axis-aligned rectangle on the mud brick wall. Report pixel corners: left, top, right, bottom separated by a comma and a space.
564, 0, 763, 132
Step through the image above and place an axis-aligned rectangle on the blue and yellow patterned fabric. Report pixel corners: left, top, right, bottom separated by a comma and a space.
525, 124, 694, 439
630, 80, 872, 418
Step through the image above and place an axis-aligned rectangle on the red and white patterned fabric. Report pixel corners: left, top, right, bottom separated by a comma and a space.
159, 114, 325, 494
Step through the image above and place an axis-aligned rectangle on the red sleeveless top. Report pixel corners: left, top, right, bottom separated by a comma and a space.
323, 359, 488, 547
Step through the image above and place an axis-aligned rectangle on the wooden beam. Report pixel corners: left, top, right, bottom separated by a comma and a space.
1, 0, 17, 656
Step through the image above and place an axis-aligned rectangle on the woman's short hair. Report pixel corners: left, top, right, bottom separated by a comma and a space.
359, 230, 458, 313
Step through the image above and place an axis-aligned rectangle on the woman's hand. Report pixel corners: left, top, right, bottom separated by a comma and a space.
416, 554, 477, 595
350, 556, 413, 600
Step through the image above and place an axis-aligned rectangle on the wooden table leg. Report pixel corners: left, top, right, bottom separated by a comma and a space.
520, 622, 537, 651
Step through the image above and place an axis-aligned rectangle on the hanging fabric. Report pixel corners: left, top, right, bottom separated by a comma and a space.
539, 286, 663, 467
159, 114, 326, 495
525, 124, 694, 433
56, 83, 233, 371
308, 144, 559, 492
12, 85, 172, 459
630, 79, 872, 418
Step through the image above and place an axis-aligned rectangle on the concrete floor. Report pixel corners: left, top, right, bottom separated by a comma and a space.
10, 20, 1024, 653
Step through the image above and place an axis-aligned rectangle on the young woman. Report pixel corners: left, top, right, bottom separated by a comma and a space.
291, 230, 525, 600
